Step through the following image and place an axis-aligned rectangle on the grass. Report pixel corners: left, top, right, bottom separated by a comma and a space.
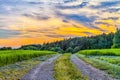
91, 56, 120, 66
54, 53, 88, 80
0, 54, 55, 80
79, 49, 120, 56
77, 49, 120, 79
0, 50, 56, 67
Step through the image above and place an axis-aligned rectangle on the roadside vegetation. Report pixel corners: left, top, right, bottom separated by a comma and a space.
0, 50, 56, 67
79, 49, 120, 56
0, 54, 55, 80
54, 53, 88, 80
77, 49, 120, 79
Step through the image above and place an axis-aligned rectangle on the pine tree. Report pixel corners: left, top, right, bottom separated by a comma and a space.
112, 28, 120, 48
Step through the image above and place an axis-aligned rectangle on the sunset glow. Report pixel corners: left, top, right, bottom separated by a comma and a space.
0, 0, 120, 47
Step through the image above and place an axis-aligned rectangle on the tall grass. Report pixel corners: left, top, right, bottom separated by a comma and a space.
0, 50, 56, 66
54, 53, 88, 80
79, 49, 120, 56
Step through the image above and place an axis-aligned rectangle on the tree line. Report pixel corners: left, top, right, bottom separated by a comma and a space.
1, 29, 120, 53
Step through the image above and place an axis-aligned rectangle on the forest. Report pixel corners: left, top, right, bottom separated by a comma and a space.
17, 29, 120, 53
1, 29, 120, 53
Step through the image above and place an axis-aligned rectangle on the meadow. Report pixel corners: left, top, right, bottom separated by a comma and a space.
78, 49, 120, 79
0, 50, 56, 67
79, 49, 120, 56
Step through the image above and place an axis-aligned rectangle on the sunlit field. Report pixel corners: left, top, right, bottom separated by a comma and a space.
79, 49, 120, 56
0, 50, 56, 66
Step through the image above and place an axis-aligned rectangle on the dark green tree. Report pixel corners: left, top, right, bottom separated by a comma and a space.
0, 47, 12, 50
112, 29, 120, 48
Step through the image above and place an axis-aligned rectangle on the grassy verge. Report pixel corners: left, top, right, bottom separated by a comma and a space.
0, 50, 56, 66
54, 53, 88, 80
0, 54, 55, 80
77, 54, 120, 79
79, 49, 120, 56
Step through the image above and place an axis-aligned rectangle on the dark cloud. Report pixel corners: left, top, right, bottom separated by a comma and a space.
59, 14, 98, 28
95, 22, 112, 26
62, 14, 94, 22
0, 29, 21, 39
62, 19, 69, 23
56, 2, 88, 9
45, 34, 76, 38
102, 17, 119, 20
22, 13, 50, 20
28, 2, 43, 5
102, 8, 120, 13
83, 32, 94, 35
90, 1, 120, 9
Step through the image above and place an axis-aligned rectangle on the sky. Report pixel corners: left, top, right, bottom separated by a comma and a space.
0, 0, 120, 47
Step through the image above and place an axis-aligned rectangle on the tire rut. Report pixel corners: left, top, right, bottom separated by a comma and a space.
21, 54, 61, 80
71, 55, 117, 80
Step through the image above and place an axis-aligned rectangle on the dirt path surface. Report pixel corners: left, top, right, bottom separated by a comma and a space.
71, 55, 116, 80
21, 54, 61, 80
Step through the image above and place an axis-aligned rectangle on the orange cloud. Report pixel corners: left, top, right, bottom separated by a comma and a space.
0, 17, 117, 47
96, 19, 116, 33
56, 21, 103, 37
0, 37, 63, 47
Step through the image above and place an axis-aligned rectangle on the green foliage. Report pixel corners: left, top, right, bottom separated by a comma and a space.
38, 33, 114, 53
79, 49, 120, 56
20, 44, 41, 50
66, 47, 73, 53
19, 32, 114, 53
54, 54, 88, 80
112, 29, 120, 48
0, 47, 12, 50
0, 50, 56, 67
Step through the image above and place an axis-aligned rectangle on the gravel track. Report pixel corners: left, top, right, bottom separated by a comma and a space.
21, 54, 61, 80
71, 55, 117, 80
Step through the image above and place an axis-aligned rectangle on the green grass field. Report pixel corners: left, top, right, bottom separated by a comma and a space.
54, 53, 88, 80
0, 50, 56, 67
79, 49, 120, 56
78, 49, 120, 79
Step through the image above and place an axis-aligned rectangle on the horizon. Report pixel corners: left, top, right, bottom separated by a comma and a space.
0, 0, 120, 47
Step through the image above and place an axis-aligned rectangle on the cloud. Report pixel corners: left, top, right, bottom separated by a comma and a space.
45, 34, 73, 38
90, 1, 120, 9
0, 0, 120, 46
22, 13, 50, 20
56, 2, 88, 9
0, 29, 21, 38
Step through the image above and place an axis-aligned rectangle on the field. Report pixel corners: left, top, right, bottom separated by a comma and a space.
78, 49, 120, 79
79, 49, 120, 56
0, 50, 56, 67
54, 53, 88, 80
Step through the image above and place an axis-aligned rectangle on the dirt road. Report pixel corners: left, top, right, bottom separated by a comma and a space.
21, 54, 61, 80
71, 55, 116, 80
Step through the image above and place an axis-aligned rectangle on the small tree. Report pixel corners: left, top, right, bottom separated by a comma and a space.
72, 46, 80, 53
112, 29, 120, 48
66, 47, 73, 53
